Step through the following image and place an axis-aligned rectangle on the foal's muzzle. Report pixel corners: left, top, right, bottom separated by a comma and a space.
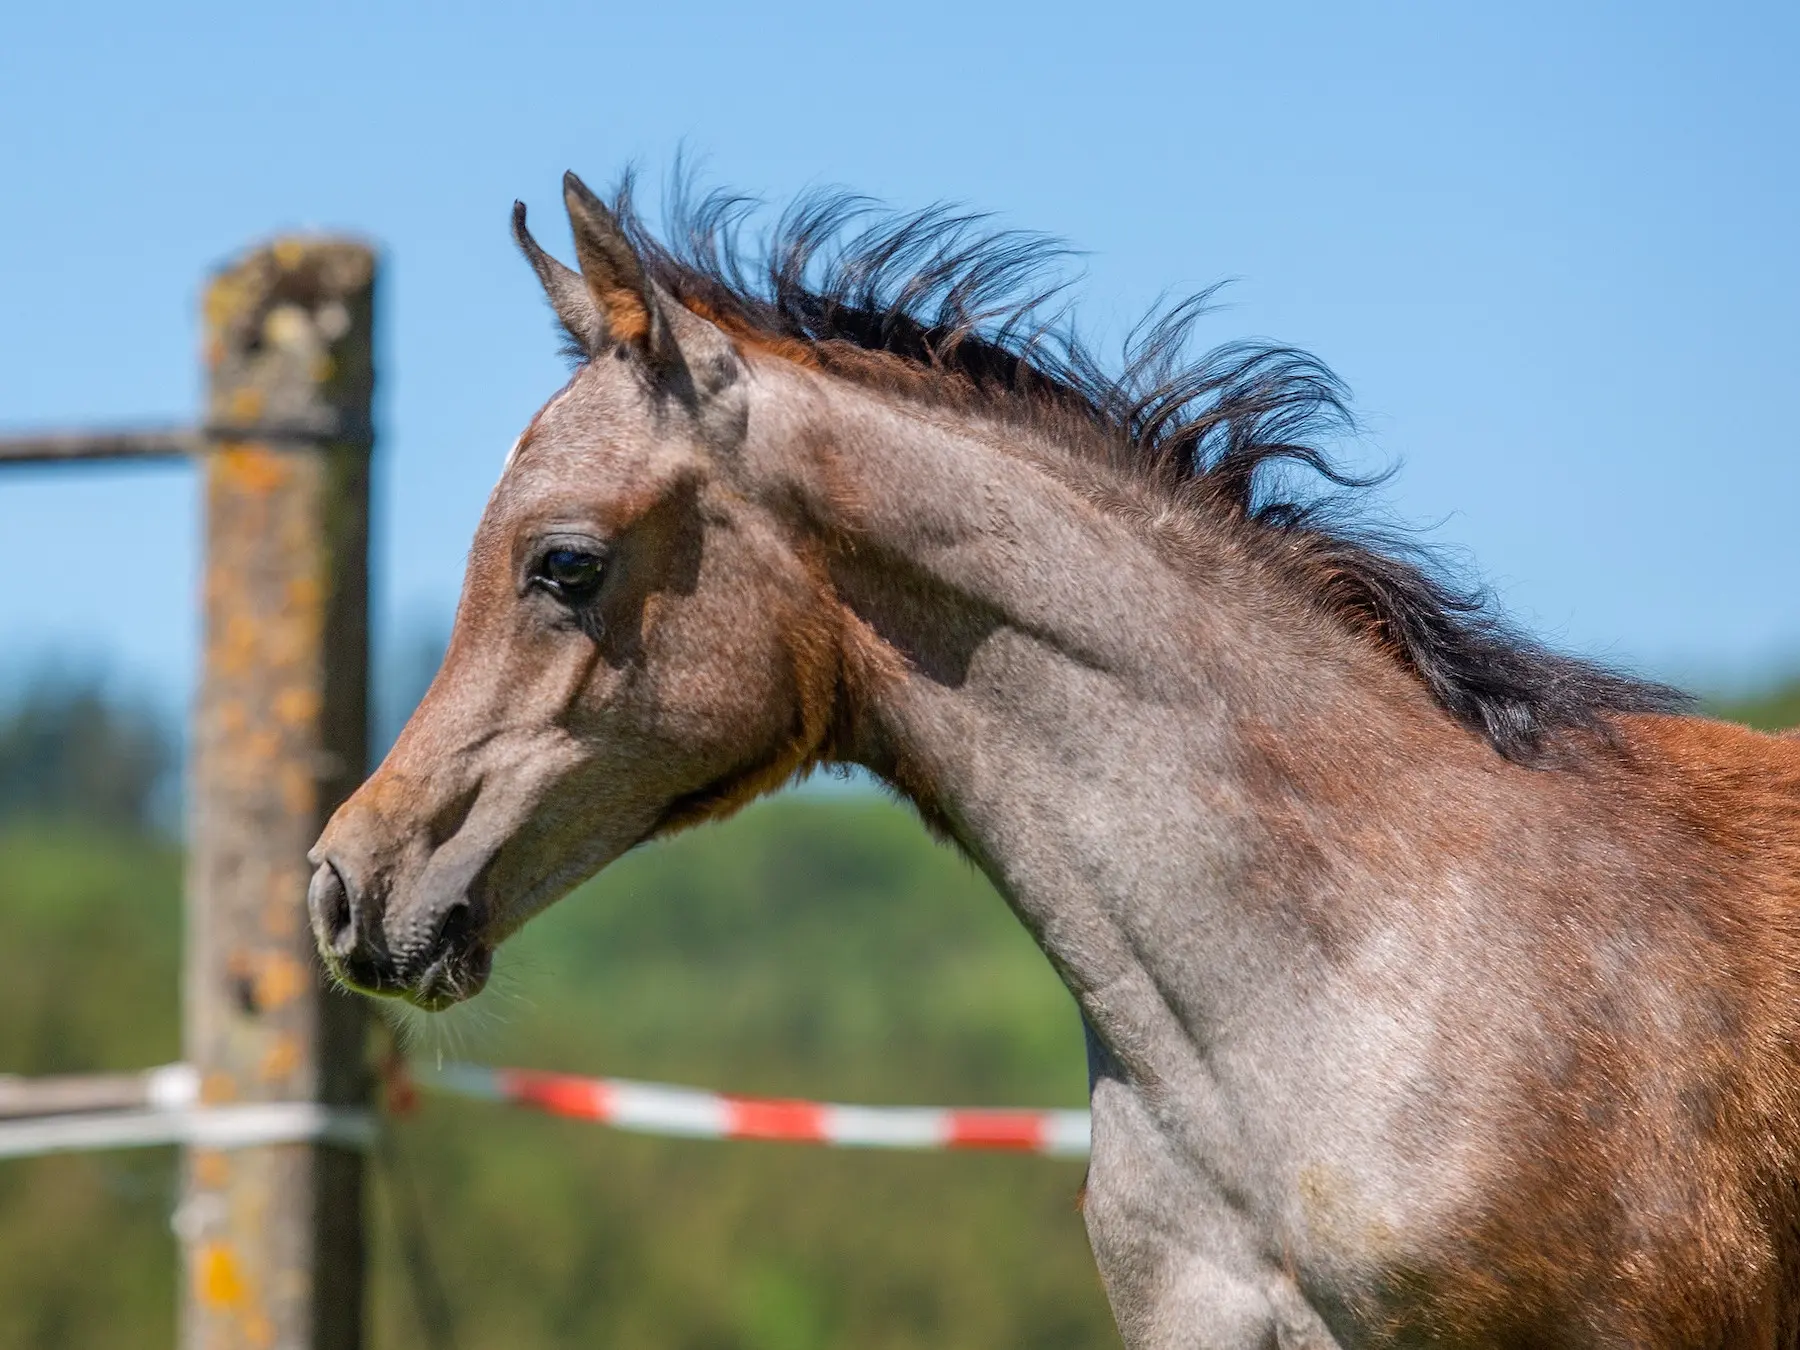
307, 859, 492, 1010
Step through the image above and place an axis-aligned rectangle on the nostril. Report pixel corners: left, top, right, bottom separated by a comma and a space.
307, 861, 357, 957
435, 900, 476, 955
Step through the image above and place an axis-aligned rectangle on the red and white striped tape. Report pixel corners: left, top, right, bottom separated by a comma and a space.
419, 1063, 1091, 1158
0, 1062, 1090, 1162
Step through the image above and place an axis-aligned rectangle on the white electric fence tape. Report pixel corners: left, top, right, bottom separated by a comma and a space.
0, 1064, 376, 1160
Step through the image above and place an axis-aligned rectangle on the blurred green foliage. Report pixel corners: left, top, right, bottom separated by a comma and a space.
0, 675, 170, 831
0, 796, 1115, 1350
1712, 676, 1800, 732
5, 671, 1796, 1348
0, 827, 183, 1350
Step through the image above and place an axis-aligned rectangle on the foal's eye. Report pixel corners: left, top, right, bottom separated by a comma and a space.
535, 548, 605, 600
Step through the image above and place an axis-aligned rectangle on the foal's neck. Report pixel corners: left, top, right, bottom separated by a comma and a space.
748, 360, 1459, 1068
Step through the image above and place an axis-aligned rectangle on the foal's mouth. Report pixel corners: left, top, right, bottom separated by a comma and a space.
320, 932, 495, 1012
309, 856, 500, 1011
399, 942, 494, 1011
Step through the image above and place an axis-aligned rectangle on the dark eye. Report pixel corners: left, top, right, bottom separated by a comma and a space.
535, 548, 605, 600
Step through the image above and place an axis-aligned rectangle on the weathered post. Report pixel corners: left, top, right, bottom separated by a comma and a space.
180, 238, 377, 1350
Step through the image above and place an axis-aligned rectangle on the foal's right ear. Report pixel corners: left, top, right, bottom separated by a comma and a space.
561, 172, 682, 374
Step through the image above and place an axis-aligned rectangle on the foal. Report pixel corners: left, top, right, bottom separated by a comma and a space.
311, 173, 1800, 1348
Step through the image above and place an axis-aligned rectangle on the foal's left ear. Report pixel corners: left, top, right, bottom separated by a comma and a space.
561, 171, 685, 380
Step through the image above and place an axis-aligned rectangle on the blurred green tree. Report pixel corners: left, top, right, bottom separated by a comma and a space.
0, 671, 172, 832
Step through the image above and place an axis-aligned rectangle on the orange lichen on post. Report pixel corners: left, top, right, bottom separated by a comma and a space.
225, 388, 267, 428
197, 1242, 248, 1309
279, 761, 316, 818
213, 444, 288, 494
274, 686, 323, 729
252, 954, 308, 1012
258, 1034, 302, 1082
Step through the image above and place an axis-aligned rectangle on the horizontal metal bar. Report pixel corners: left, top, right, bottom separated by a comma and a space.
0, 426, 201, 464
0, 1063, 194, 1120
0, 1067, 374, 1158
0, 421, 375, 467
0, 1072, 154, 1119
0, 1105, 379, 1160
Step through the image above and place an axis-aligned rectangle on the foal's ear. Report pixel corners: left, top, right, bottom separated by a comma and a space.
561, 171, 684, 378
511, 175, 686, 382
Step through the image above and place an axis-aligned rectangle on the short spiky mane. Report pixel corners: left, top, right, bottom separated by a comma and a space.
595, 177, 1685, 763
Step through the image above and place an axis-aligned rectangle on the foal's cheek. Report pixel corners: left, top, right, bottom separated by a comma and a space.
654, 595, 793, 745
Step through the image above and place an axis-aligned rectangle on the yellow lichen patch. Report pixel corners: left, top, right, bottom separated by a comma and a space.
193, 1150, 230, 1190
243, 729, 282, 766
279, 762, 314, 817
284, 572, 324, 612
268, 627, 325, 676
253, 953, 308, 1012
273, 685, 321, 728
262, 897, 300, 939
200, 1071, 238, 1105
196, 1243, 246, 1309
258, 1033, 301, 1082
214, 445, 288, 494
211, 614, 261, 679
203, 276, 253, 331
272, 238, 307, 270
226, 387, 266, 426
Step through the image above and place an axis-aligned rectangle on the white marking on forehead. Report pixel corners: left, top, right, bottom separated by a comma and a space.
499, 434, 523, 478
497, 383, 579, 485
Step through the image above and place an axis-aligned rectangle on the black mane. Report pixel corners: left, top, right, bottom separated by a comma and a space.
600, 175, 1686, 764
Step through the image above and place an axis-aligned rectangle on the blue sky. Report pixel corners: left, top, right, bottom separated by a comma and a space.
2, 0, 1796, 715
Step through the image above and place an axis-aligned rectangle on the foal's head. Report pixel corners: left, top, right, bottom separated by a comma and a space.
309, 174, 843, 1008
